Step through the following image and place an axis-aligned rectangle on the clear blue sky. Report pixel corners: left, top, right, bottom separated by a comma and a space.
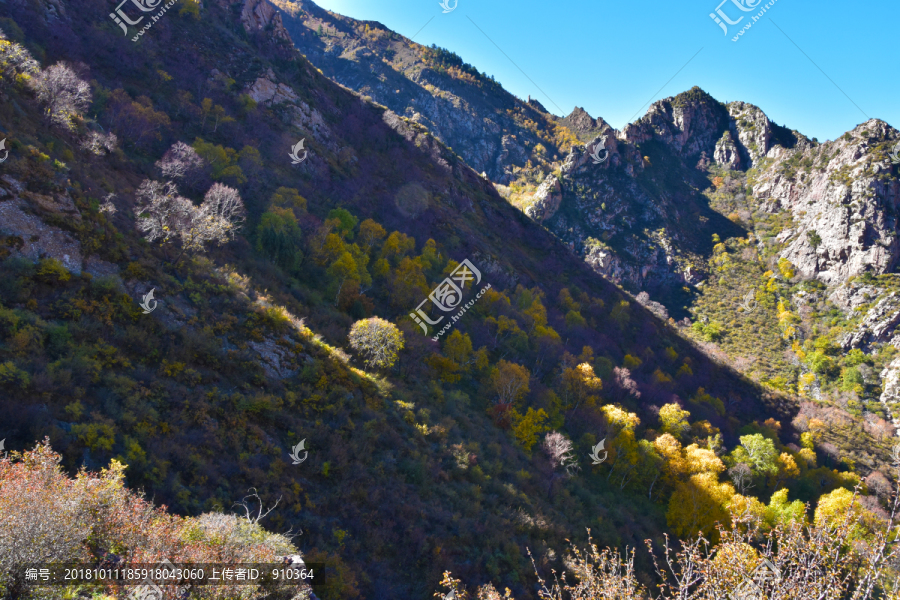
306, 0, 896, 142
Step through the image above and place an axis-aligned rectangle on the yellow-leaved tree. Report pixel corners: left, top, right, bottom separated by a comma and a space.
348, 317, 404, 371
560, 362, 603, 413
511, 408, 550, 452
667, 472, 736, 539
658, 403, 690, 440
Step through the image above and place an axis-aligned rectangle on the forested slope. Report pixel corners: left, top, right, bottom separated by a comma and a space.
0, 0, 888, 598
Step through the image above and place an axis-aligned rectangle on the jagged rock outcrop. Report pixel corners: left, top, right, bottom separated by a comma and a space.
840, 293, 900, 350
242, 68, 335, 153
635, 291, 670, 320
714, 130, 741, 169
246, 76, 300, 105
727, 101, 774, 166
752, 119, 900, 284
525, 174, 562, 222
561, 107, 609, 139
585, 245, 626, 282
622, 87, 730, 158
828, 282, 882, 314
238, 0, 292, 41
530, 96, 719, 291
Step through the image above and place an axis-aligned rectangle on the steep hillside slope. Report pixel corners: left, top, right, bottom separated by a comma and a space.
269, 0, 579, 184
0, 0, 890, 599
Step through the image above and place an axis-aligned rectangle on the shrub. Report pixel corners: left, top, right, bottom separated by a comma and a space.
35, 257, 71, 282
0, 441, 302, 599
348, 317, 404, 370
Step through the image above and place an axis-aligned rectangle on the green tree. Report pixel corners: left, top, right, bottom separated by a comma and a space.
807, 229, 822, 250
328, 208, 359, 239
765, 488, 806, 528
256, 209, 303, 274
737, 434, 778, 477
358, 219, 387, 252
328, 252, 361, 306
659, 403, 691, 440
560, 362, 602, 413
270, 187, 307, 212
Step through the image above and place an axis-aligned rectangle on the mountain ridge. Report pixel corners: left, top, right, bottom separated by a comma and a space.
0, 0, 897, 598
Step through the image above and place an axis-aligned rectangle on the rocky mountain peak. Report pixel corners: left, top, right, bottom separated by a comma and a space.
727, 101, 775, 166
561, 106, 610, 139
623, 86, 730, 159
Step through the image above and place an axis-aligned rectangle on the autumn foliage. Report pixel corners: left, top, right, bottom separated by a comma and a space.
0, 440, 302, 599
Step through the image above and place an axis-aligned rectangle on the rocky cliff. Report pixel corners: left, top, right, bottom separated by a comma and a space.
750, 120, 899, 285
521, 88, 899, 301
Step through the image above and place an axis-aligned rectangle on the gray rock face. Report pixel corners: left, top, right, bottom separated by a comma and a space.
561, 107, 609, 139
235, 0, 292, 42
840, 293, 900, 350
622, 88, 730, 158
879, 357, 900, 433
752, 119, 900, 285
714, 130, 741, 169
529, 94, 716, 291
271, 0, 565, 181
828, 282, 881, 315
525, 174, 562, 223
727, 101, 773, 166
250, 338, 300, 380
0, 178, 84, 275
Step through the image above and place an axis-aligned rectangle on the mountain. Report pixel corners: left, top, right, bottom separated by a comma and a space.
0, 0, 895, 598
268, 1, 900, 299
269, 0, 580, 184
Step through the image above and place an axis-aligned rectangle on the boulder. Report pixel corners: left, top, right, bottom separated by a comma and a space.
246, 78, 299, 105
